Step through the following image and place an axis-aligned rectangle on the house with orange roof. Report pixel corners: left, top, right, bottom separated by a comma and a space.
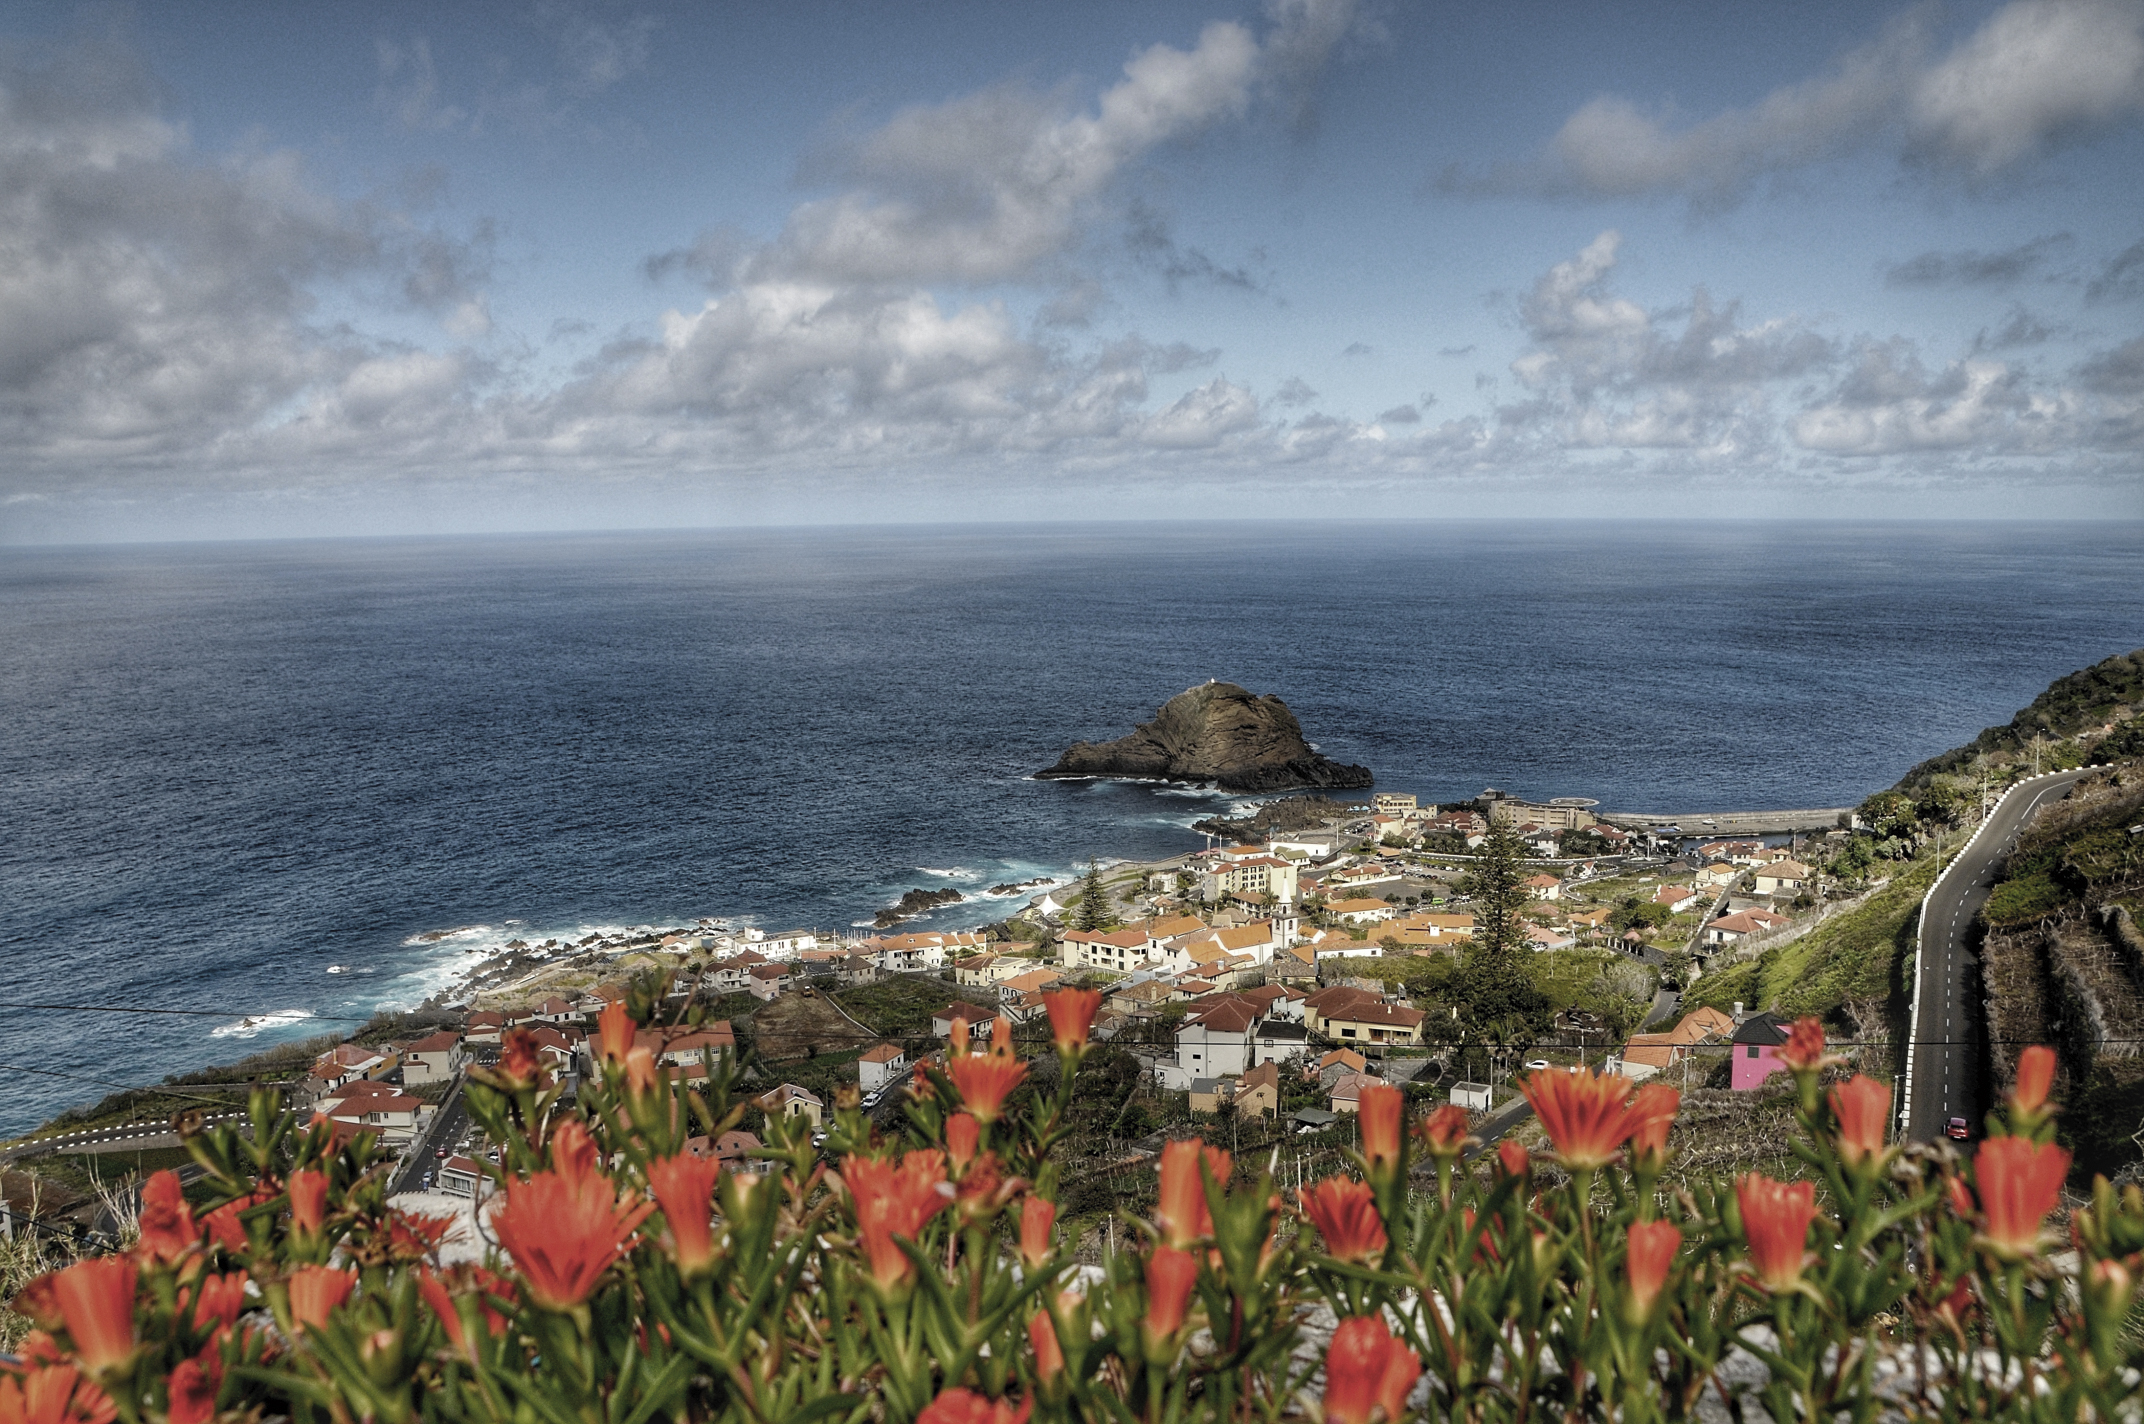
1325, 897, 1398, 926
756, 1083, 824, 1127
398, 1030, 464, 1086
1752, 860, 1814, 897
1061, 925, 1157, 973
1524, 873, 1563, 901
859, 1042, 908, 1093
747, 962, 791, 1001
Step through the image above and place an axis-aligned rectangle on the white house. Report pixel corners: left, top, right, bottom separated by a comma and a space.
859, 1043, 908, 1093
398, 1030, 464, 1086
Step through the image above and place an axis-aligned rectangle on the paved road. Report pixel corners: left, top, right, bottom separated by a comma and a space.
390, 1078, 469, 1195
1903, 770, 2089, 1144
1, 1113, 252, 1163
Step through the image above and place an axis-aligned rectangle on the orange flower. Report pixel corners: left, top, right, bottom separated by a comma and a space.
288, 1170, 330, 1236
647, 1151, 723, 1275
549, 1117, 602, 1186
418, 1267, 515, 1351
1043, 987, 1102, 1055
1974, 1135, 2071, 1259
51, 1257, 137, 1373
0, 1360, 117, 1424
1142, 1245, 1198, 1342
2010, 1045, 2056, 1114
492, 1167, 653, 1311
286, 1265, 356, 1331
945, 1042, 1026, 1124
916, 1387, 1031, 1424
1624, 1220, 1680, 1318
1357, 1083, 1404, 1174
623, 1045, 660, 1098
165, 1358, 216, 1424
1028, 1307, 1064, 1381
945, 1113, 981, 1171
11, 1274, 65, 1333
201, 1202, 248, 1255
1736, 1174, 1818, 1291
1827, 1075, 1892, 1166
1155, 1138, 1230, 1248
187, 1272, 249, 1332
1019, 1196, 1056, 1270
1777, 1017, 1839, 1073
379, 1209, 454, 1264
1321, 1315, 1422, 1424
1298, 1175, 1387, 1264
1628, 1083, 1680, 1166
1523, 1067, 1636, 1170
498, 1028, 546, 1087
1947, 1173, 1976, 1220
597, 1000, 635, 1066
136, 1171, 198, 1264
843, 1150, 953, 1291
1495, 1141, 1530, 1180
1419, 1104, 1471, 1157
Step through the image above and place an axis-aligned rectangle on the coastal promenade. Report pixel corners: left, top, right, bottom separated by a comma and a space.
1599, 807, 1852, 835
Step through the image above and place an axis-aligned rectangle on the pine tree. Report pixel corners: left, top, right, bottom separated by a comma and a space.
1074, 860, 1110, 932
1456, 816, 1549, 1034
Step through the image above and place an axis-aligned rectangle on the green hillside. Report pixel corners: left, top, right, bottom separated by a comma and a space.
1685, 853, 1941, 1067
1894, 648, 2144, 791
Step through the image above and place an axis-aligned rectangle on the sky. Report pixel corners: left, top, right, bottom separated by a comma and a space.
1, 0, 2142, 542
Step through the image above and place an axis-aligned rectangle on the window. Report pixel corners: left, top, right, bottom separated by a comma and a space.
1748, 1045, 1759, 1058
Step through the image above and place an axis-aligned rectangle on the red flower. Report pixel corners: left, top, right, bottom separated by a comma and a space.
418, 1267, 515, 1351
1043, 987, 1102, 1055
945, 1113, 981, 1171
165, 1358, 216, 1424
187, 1272, 249, 1332
0, 1360, 117, 1424
1028, 1308, 1064, 1381
1142, 1246, 1198, 1342
1523, 1067, 1636, 1170
597, 1000, 635, 1066
136, 1171, 198, 1264
1827, 1075, 1891, 1166
286, 1265, 356, 1331
1947, 1173, 1977, 1220
1155, 1138, 1231, 1248
51, 1257, 137, 1373
1357, 1083, 1404, 1174
380, 1209, 454, 1264
288, 1170, 329, 1237
1974, 1135, 2070, 1259
549, 1117, 602, 1186
648, 1151, 723, 1275
2010, 1045, 2056, 1114
492, 1166, 654, 1311
946, 1039, 1026, 1124
1624, 1220, 1681, 1317
1736, 1174, 1818, 1291
623, 1045, 660, 1097
498, 1028, 546, 1087
1495, 1141, 1530, 1180
11, 1274, 65, 1334
1628, 1083, 1680, 1166
1299, 1175, 1387, 1264
1419, 1104, 1471, 1157
1321, 1315, 1422, 1424
1019, 1195, 1056, 1270
1777, 1017, 1839, 1073
917, 1387, 1031, 1424
843, 1150, 953, 1291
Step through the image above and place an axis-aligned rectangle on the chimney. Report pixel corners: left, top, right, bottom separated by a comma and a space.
1732, 1001, 1745, 1021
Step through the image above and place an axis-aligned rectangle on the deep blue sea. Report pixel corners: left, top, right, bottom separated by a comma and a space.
3, 520, 2140, 1134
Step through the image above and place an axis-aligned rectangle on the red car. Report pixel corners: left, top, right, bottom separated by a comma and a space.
1947, 1116, 1970, 1141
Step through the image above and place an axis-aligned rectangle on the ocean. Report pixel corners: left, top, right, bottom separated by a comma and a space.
2, 519, 2139, 1135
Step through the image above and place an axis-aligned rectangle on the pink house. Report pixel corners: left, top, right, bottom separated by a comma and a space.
1730, 1012, 1792, 1091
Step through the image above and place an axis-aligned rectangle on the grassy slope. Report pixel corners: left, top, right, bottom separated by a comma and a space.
1895, 648, 2144, 790
1685, 853, 1942, 1065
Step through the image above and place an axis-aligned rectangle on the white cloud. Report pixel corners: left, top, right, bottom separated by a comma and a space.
1908, 0, 2144, 174
1141, 377, 1261, 447
1454, 0, 2144, 205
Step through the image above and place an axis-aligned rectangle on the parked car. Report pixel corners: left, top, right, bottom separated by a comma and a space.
1947, 1116, 1971, 1141
1524, 1060, 1551, 1071
435, 1147, 448, 1158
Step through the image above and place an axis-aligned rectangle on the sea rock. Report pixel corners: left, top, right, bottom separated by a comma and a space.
874, 886, 964, 928
1038, 681, 1372, 793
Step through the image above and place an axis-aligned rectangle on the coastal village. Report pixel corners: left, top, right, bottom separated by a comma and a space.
2, 783, 1874, 1245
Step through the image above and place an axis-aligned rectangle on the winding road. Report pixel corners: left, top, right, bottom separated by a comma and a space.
1902, 769, 2088, 1144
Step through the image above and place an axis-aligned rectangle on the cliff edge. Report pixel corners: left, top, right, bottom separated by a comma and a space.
1036, 681, 1372, 793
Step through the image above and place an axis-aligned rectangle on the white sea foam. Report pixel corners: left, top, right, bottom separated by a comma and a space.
917, 867, 981, 880
211, 1008, 314, 1039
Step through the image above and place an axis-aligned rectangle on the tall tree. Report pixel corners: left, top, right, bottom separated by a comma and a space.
1456, 817, 1549, 1034
1074, 859, 1110, 932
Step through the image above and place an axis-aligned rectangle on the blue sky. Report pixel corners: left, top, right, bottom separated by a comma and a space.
2, 0, 2141, 541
